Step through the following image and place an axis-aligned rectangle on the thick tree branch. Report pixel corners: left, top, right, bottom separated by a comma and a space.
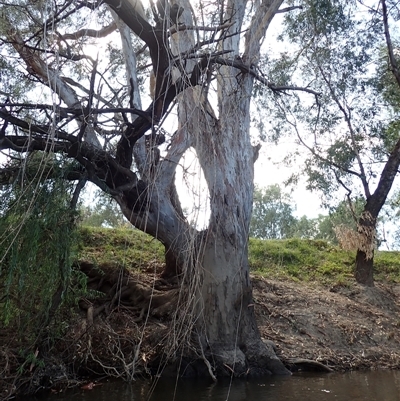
103, 0, 156, 48
0, 104, 152, 122
367, 137, 400, 216
0, 130, 142, 198
60, 22, 117, 40
317, 64, 371, 198
244, 0, 284, 64
112, 11, 142, 111
214, 56, 321, 95
161, 128, 192, 188
382, 0, 400, 88
70, 177, 87, 210
276, 6, 303, 14
169, 21, 234, 35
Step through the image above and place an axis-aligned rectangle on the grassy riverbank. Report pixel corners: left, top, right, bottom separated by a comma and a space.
79, 227, 400, 284
1, 227, 400, 398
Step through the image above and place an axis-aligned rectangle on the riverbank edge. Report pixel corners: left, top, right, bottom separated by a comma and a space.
2, 273, 400, 399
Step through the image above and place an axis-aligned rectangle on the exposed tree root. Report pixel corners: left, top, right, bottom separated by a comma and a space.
73, 262, 291, 380
76, 261, 180, 322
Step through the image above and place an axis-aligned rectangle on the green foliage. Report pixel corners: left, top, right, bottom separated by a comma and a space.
284, 0, 352, 39
254, 1, 400, 286
374, 44, 400, 111
17, 349, 45, 375
383, 190, 400, 250
314, 198, 365, 242
374, 250, 400, 282
292, 215, 319, 239
250, 185, 368, 244
0, 153, 78, 334
257, 0, 399, 214
371, 45, 400, 153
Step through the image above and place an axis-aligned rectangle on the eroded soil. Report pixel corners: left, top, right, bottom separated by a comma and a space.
254, 277, 400, 371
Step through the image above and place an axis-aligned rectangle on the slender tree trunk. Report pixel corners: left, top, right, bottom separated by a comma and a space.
355, 249, 374, 287
353, 137, 400, 286
354, 205, 377, 287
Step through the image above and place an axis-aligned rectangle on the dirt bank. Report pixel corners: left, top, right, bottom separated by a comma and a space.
253, 277, 400, 371
2, 263, 400, 398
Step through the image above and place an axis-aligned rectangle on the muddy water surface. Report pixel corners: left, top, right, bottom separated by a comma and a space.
31, 370, 400, 401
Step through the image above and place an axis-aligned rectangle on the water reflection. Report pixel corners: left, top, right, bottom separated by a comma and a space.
31, 371, 400, 401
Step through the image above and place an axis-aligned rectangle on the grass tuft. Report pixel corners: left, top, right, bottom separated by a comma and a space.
78, 226, 164, 271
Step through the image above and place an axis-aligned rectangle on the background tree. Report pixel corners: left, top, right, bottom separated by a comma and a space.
249, 185, 370, 244
318, 198, 369, 245
250, 184, 297, 239
383, 189, 400, 249
0, 0, 322, 376
80, 191, 127, 228
259, 0, 400, 286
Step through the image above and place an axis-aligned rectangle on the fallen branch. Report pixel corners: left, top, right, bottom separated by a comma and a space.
283, 357, 334, 372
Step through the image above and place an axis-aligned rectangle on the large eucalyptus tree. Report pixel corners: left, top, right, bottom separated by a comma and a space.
0, 0, 315, 375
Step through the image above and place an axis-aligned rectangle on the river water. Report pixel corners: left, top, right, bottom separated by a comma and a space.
32, 371, 400, 401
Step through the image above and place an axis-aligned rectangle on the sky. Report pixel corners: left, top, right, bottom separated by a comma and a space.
254, 145, 325, 219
